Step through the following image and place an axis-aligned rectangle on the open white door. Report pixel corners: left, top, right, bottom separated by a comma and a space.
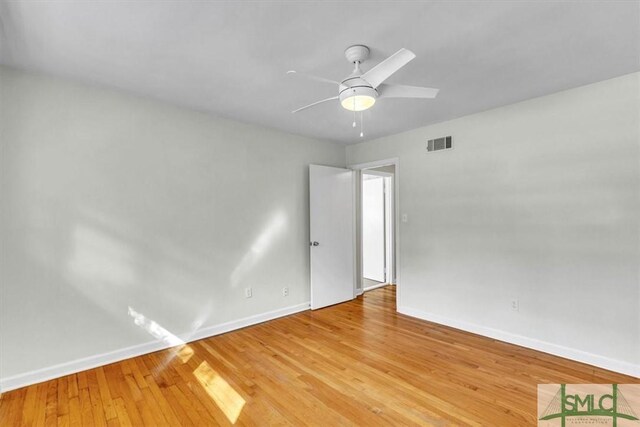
309, 164, 355, 310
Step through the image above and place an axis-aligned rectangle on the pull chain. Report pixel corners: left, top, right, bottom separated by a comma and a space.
360, 112, 364, 138
352, 96, 356, 127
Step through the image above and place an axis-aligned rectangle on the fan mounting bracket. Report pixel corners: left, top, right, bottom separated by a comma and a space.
344, 45, 370, 64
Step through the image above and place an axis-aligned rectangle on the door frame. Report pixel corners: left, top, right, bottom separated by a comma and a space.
348, 157, 401, 307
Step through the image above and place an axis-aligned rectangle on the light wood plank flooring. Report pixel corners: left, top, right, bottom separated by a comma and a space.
1, 286, 637, 426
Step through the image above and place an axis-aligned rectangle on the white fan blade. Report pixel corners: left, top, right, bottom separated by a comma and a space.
292, 96, 339, 113
378, 84, 439, 99
287, 70, 339, 85
361, 48, 416, 88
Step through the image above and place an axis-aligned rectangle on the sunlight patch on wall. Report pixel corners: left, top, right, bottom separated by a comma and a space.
67, 224, 135, 286
231, 210, 287, 287
128, 306, 194, 364
188, 300, 214, 335
193, 361, 246, 424
128, 306, 183, 346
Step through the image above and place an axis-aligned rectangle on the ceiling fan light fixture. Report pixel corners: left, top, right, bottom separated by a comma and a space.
341, 94, 376, 112
339, 86, 377, 111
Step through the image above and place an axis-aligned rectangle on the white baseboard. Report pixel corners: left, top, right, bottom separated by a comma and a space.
398, 305, 640, 379
0, 302, 310, 393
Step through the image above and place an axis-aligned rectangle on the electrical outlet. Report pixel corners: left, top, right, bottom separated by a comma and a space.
245, 288, 252, 298
282, 287, 289, 297
510, 298, 519, 312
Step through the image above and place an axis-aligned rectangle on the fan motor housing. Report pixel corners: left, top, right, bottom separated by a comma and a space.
339, 85, 377, 102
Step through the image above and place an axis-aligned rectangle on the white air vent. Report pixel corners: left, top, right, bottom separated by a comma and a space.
427, 136, 452, 152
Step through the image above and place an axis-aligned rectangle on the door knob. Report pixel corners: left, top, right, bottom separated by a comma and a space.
310, 241, 319, 246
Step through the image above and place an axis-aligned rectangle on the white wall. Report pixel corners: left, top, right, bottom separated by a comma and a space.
0, 66, 345, 386
1, 66, 638, 387
347, 73, 640, 375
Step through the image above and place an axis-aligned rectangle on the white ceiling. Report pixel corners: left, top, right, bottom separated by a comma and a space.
1, 1, 638, 144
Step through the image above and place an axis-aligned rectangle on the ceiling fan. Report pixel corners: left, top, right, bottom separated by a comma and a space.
288, 45, 439, 118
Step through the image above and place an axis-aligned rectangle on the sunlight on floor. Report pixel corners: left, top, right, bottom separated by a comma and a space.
193, 361, 246, 424
128, 307, 246, 423
175, 345, 195, 363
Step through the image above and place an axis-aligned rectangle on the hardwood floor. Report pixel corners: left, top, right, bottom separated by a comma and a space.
1, 286, 637, 426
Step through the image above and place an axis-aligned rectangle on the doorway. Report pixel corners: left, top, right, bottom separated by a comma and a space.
351, 159, 399, 302
361, 169, 394, 291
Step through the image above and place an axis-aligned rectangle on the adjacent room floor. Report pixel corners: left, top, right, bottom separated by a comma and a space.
0, 286, 636, 426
